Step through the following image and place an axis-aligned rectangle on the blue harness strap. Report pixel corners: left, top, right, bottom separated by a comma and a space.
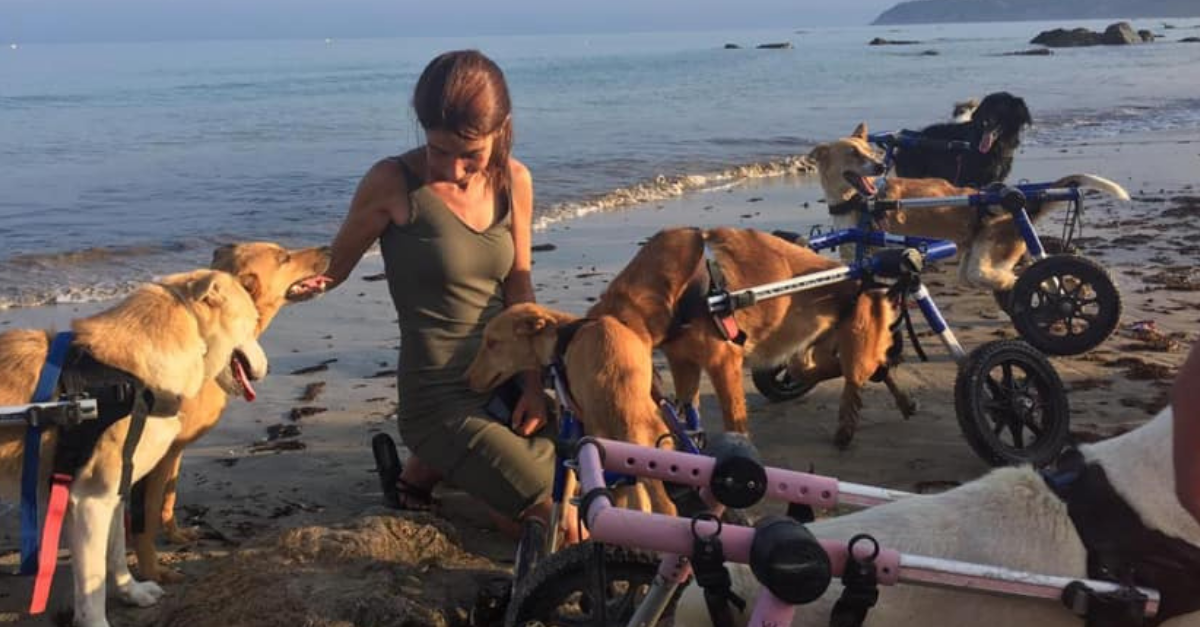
19, 331, 75, 575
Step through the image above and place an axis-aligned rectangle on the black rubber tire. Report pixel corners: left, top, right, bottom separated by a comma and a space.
1008, 254, 1121, 356
992, 289, 1014, 316
505, 542, 677, 627
1009, 254, 1122, 355
954, 339, 1070, 467
751, 364, 819, 403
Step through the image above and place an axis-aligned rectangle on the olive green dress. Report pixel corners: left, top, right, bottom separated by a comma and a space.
379, 155, 554, 518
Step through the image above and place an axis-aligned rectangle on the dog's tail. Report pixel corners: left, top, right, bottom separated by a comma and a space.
1052, 174, 1131, 201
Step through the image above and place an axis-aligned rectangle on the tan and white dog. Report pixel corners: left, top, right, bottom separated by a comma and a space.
676, 407, 1200, 626
0, 270, 268, 627
133, 242, 330, 583
809, 123, 1130, 291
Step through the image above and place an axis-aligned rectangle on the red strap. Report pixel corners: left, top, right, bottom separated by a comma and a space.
29, 473, 72, 615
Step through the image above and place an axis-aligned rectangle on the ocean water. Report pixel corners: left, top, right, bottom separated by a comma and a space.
3, 19, 1200, 308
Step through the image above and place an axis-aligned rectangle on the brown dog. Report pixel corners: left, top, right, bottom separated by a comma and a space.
132, 242, 330, 583
0, 270, 268, 627
810, 123, 1130, 291
587, 226, 908, 447
465, 303, 675, 515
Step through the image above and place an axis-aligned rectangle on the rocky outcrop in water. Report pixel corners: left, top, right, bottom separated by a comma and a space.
1031, 22, 1150, 47
874, 0, 1200, 25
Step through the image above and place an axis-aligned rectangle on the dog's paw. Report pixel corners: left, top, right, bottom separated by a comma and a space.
899, 398, 919, 419
117, 580, 166, 607
164, 525, 203, 545
142, 564, 187, 585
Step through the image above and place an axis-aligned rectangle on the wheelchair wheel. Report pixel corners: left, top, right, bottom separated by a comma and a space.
751, 364, 818, 402
505, 542, 675, 627
954, 340, 1070, 467
1009, 255, 1121, 356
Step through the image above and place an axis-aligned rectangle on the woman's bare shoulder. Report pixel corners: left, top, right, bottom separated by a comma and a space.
508, 157, 532, 188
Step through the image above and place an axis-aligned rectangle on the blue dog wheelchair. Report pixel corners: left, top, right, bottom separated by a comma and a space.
754, 188, 1073, 467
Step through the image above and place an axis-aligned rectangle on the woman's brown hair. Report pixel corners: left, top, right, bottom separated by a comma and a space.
413, 50, 513, 193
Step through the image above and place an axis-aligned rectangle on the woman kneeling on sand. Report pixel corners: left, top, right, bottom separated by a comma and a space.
293, 50, 578, 570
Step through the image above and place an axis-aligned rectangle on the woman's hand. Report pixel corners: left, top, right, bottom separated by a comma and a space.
287, 275, 334, 301
511, 386, 548, 437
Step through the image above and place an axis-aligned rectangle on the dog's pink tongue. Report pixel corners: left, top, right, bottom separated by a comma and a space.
861, 175, 878, 196
232, 357, 256, 402
979, 129, 998, 154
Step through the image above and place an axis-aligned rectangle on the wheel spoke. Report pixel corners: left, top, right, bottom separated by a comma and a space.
1010, 421, 1026, 448
984, 374, 1004, 399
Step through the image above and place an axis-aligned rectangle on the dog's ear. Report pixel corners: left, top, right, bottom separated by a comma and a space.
238, 272, 262, 300
851, 122, 868, 139
515, 311, 554, 337
808, 143, 829, 164
188, 271, 226, 307
1014, 97, 1032, 127
211, 244, 235, 271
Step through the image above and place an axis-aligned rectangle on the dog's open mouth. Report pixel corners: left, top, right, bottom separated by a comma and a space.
844, 171, 878, 197
286, 276, 320, 302
979, 128, 1000, 154
231, 350, 257, 402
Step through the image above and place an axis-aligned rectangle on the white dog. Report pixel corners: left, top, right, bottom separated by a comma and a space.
676, 407, 1200, 626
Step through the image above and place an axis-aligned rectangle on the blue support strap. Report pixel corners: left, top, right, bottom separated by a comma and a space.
19, 331, 74, 575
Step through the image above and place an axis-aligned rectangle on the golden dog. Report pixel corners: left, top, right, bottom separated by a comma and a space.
809, 123, 1130, 291
0, 270, 268, 627
592, 227, 907, 448
466, 303, 675, 515
132, 242, 330, 583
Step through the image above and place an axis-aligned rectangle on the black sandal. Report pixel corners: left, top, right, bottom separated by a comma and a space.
393, 478, 439, 512
373, 433, 439, 511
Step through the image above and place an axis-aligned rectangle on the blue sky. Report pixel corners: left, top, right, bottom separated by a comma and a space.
0, 0, 900, 43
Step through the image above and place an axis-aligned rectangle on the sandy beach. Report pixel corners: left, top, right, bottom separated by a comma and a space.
2, 129, 1198, 626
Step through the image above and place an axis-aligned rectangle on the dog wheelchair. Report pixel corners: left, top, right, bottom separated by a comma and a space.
870, 129, 1120, 357
503, 435, 1160, 627
753, 217, 1072, 467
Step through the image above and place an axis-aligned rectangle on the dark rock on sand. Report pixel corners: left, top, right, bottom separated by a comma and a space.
724, 43, 741, 49
1139, 29, 1156, 42
757, 42, 793, 49
298, 381, 326, 402
288, 406, 328, 421
869, 37, 921, 45
531, 243, 557, 252
1182, 37, 1200, 43
266, 423, 302, 440
290, 359, 337, 376
249, 440, 307, 453
362, 273, 386, 282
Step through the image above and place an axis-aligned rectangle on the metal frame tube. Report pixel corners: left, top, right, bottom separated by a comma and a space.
574, 440, 1160, 617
